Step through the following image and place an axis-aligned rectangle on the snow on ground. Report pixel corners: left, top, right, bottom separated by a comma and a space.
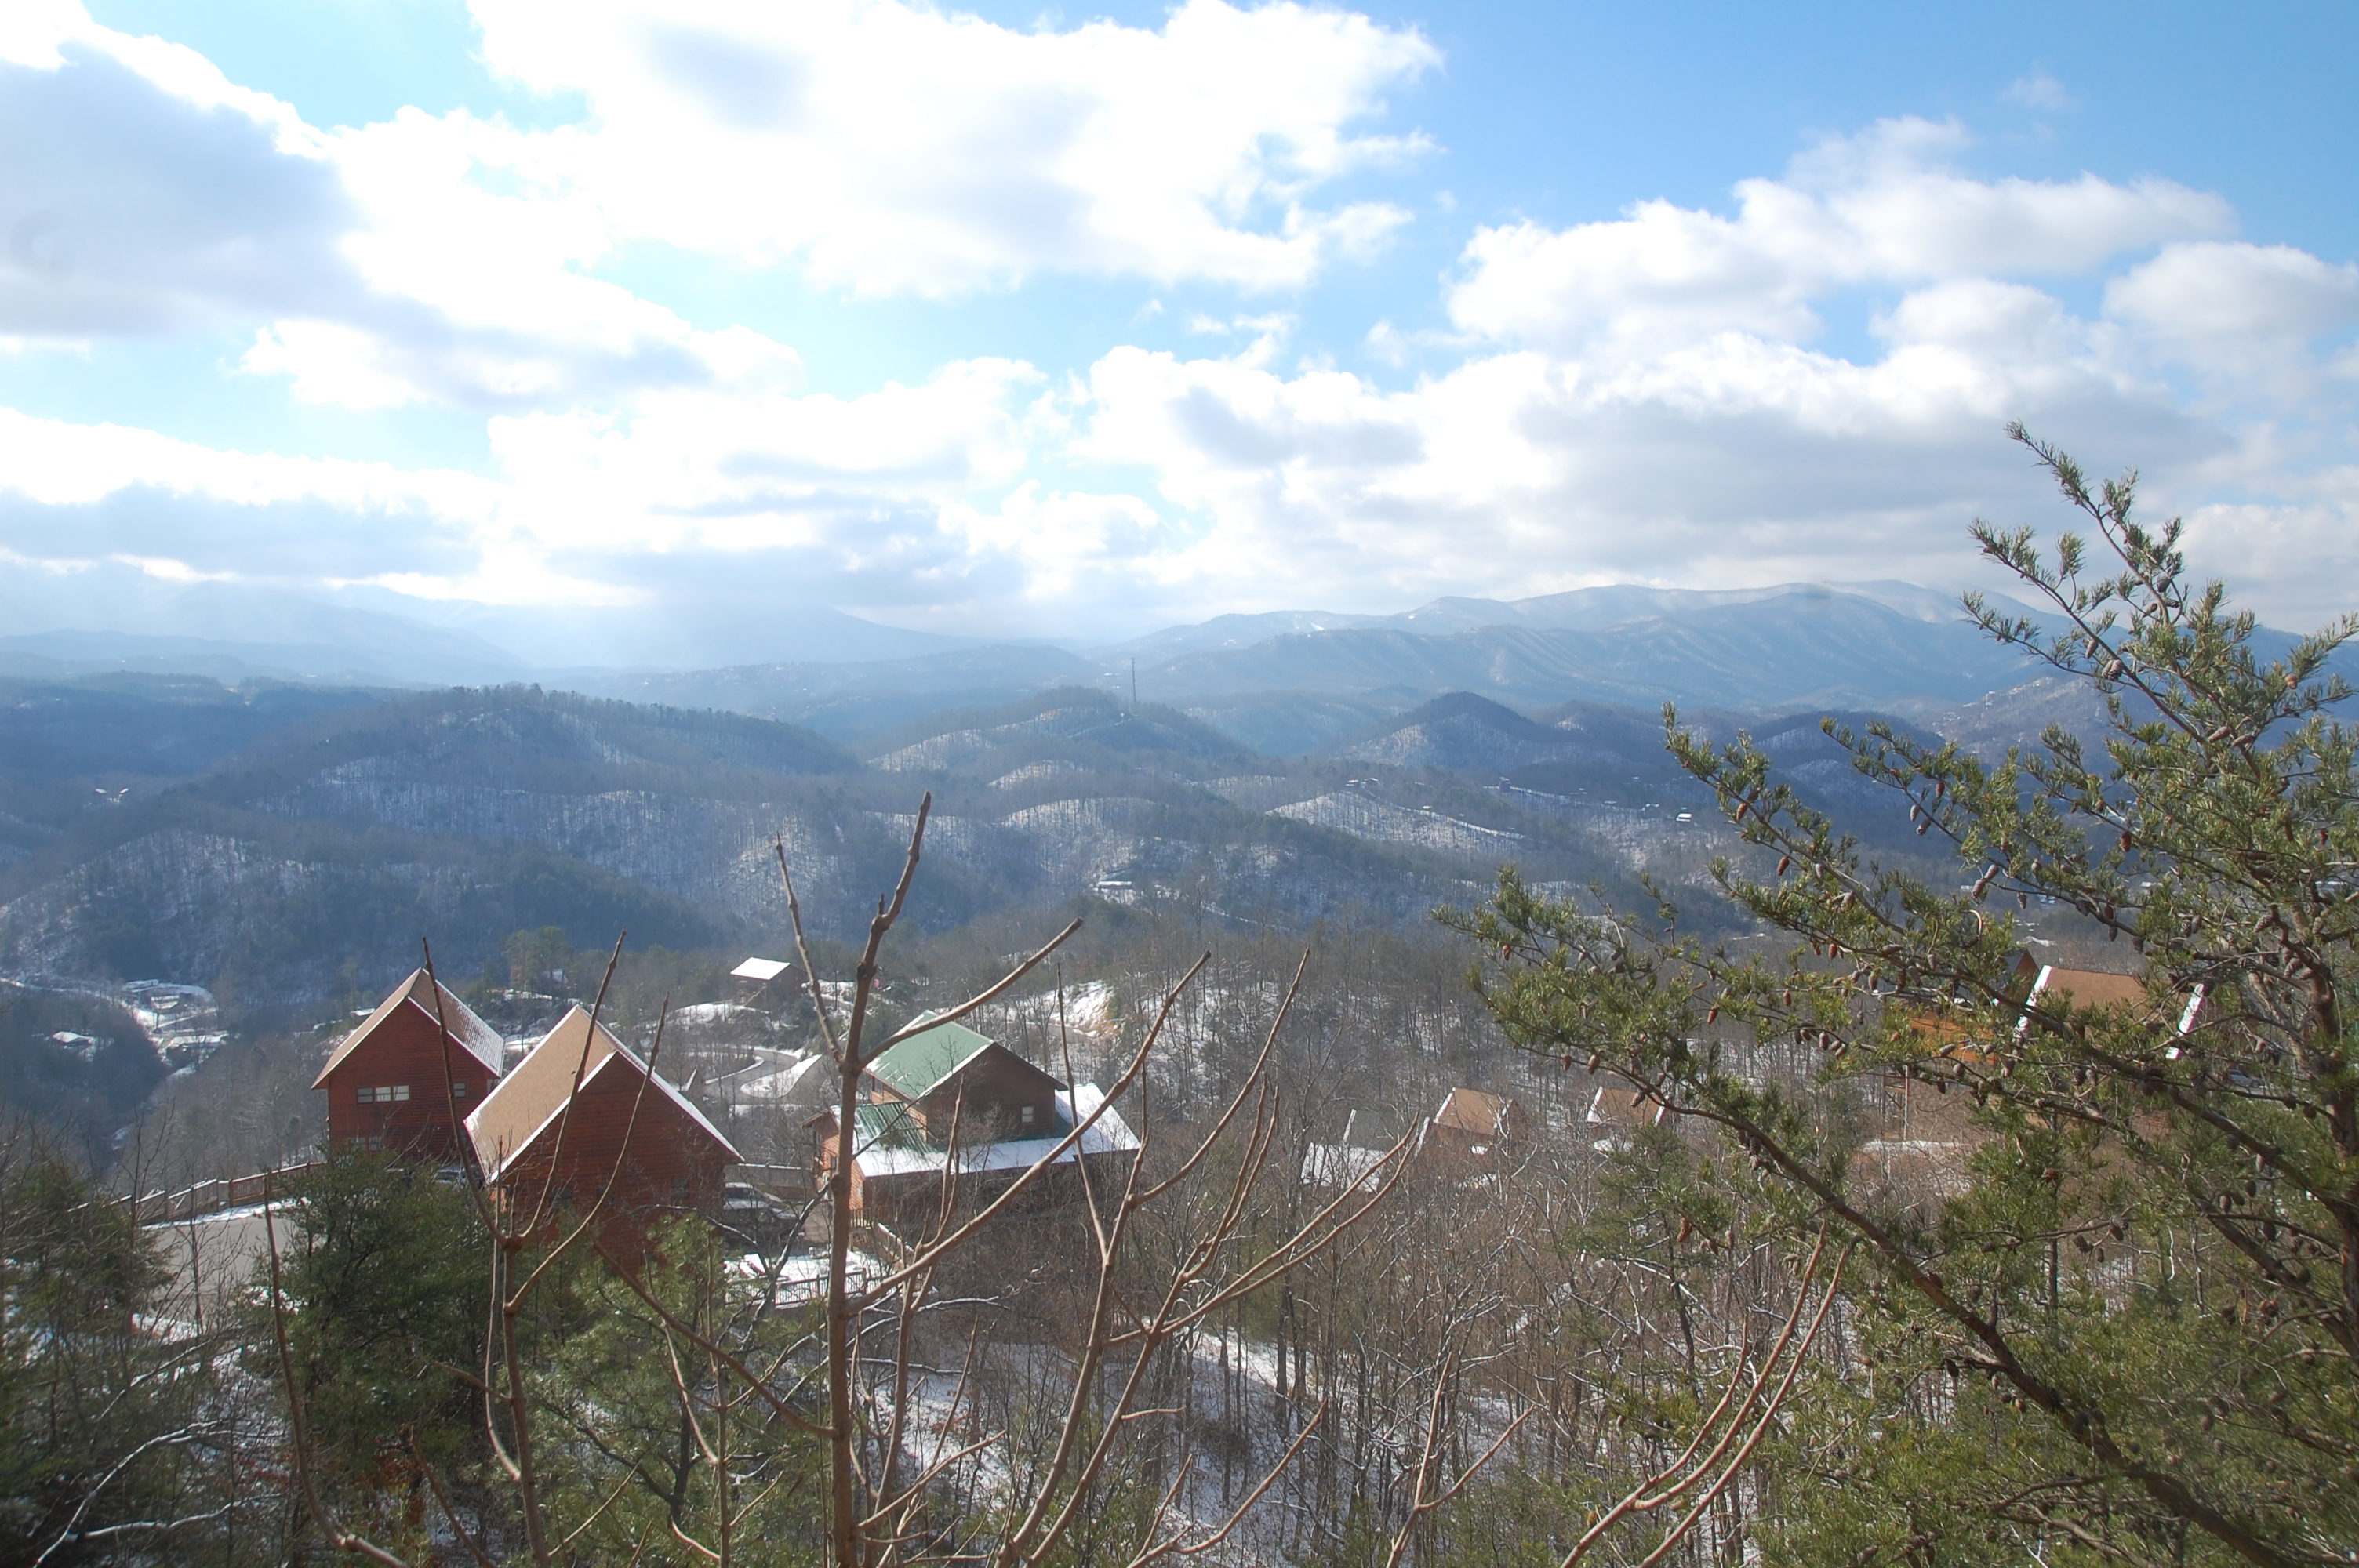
1270, 793, 1525, 859
731, 1248, 887, 1307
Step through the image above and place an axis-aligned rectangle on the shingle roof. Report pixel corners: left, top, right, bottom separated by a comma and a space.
465, 1005, 741, 1180
1588, 1085, 1667, 1127
314, 968, 506, 1089
864, 1011, 997, 1101
2028, 966, 2151, 1012
1433, 1087, 1516, 1137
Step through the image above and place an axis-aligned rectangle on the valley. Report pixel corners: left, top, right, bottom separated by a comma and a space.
0, 581, 2127, 1167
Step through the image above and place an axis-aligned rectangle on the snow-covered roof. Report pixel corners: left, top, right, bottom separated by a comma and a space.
731, 957, 791, 982
1300, 1143, 1389, 1192
848, 1084, 1137, 1181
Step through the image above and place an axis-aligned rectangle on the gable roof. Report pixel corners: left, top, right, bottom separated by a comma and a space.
2027, 965, 2150, 1012
846, 1084, 1134, 1181
1433, 1087, 1518, 1138
465, 1005, 741, 1180
1588, 1085, 1668, 1128
865, 1011, 999, 1101
2023, 964, 2205, 1039
314, 968, 506, 1089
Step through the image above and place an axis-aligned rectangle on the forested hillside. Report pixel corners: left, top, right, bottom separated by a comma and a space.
0, 664, 2052, 1165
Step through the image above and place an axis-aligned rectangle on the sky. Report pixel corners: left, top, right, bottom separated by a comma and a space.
2, 0, 2354, 660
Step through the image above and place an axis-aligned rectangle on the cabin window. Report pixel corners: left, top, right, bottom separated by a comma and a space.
1020, 1105, 1036, 1126
453, 1080, 468, 1097
358, 1083, 413, 1104
671, 1176, 692, 1203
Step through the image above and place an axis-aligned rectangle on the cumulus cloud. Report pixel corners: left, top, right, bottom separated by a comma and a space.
2, 0, 1434, 412
1, 4, 2353, 644
1062, 125, 2358, 627
0, 24, 353, 337
0, 407, 503, 586
1071, 308, 2215, 615
0, 5, 784, 410
1447, 118, 2233, 353
467, 0, 1438, 296
2105, 241, 2359, 396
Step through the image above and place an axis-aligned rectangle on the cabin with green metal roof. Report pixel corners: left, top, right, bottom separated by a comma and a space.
863, 1011, 1064, 1147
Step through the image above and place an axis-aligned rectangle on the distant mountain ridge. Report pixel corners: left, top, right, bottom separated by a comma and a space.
554, 582, 2059, 744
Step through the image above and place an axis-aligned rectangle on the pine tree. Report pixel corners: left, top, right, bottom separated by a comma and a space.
1452, 428, 2359, 1566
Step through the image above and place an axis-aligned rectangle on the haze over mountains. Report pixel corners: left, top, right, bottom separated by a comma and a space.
2, 575, 2077, 747
0, 564, 2335, 1052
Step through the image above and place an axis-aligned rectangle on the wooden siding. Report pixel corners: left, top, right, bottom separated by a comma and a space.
911, 1046, 1063, 1146
321, 1000, 493, 1161
493, 1064, 734, 1261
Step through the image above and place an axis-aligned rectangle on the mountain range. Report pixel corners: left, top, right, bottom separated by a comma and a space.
29, 573, 2347, 763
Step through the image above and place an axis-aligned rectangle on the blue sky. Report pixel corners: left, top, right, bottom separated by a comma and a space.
2, 0, 2354, 662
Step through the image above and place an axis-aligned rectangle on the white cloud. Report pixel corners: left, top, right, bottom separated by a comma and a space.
1064, 127, 2357, 626
1072, 308, 2200, 614
2107, 241, 2359, 346
1447, 118, 2233, 353
0, 14, 353, 339
467, 0, 1438, 296
2003, 70, 2077, 113
2, 1, 1435, 414
2, 5, 2353, 644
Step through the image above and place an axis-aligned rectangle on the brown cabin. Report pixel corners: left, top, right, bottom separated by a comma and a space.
1424, 1087, 1529, 1164
314, 970, 506, 1160
466, 1006, 741, 1257
811, 1014, 1137, 1228
862, 1013, 1063, 1148
2023, 964, 2201, 1031
1587, 1084, 1674, 1152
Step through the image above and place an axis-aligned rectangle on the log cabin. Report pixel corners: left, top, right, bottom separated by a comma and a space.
810, 1014, 1136, 1228
314, 969, 506, 1160
466, 1005, 741, 1256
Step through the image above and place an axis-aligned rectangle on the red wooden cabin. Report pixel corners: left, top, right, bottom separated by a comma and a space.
314, 970, 507, 1160
465, 1006, 740, 1258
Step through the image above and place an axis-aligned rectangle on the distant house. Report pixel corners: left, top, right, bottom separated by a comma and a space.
864, 1012, 1064, 1146
812, 1013, 1136, 1228
1587, 1084, 1670, 1152
1425, 1087, 1529, 1163
1301, 1107, 1401, 1192
1301, 1092, 1529, 1190
466, 1006, 742, 1255
2023, 964, 2205, 1040
1860, 962, 2197, 1203
713, 1047, 836, 1123
314, 969, 505, 1160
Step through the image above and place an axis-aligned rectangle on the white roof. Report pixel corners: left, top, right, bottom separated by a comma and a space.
1300, 1143, 1389, 1192
725, 1052, 833, 1103
731, 956, 792, 982
850, 1084, 1138, 1181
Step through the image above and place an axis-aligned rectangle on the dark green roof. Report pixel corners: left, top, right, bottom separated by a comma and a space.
865, 1012, 996, 1101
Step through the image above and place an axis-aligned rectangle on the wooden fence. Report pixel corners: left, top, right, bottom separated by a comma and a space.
129, 1162, 323, 1225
